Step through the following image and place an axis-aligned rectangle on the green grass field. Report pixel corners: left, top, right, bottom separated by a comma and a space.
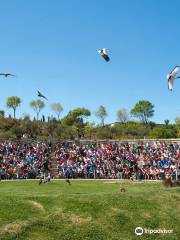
0, 180, 179, 240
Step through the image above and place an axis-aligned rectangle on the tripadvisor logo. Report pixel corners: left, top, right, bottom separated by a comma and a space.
135, 227, 173, 236
135, 227, 144, 236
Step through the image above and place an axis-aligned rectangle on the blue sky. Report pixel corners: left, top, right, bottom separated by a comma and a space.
0, 0, 180, 124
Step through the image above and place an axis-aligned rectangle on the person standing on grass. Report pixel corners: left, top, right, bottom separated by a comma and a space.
43, 156, 49, 183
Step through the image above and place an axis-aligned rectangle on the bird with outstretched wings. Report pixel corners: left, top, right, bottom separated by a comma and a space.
37, 91, 48, 100
167, 66, 180, 91
0, 73, 16, 77
98, 48, 111, 62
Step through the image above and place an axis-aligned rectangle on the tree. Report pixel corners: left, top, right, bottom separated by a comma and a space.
164, 119, 170, 126
84, 121, 96, 139
0, 110, 5, 118
95, 125, 112, 139
175, 116, 180, 137
149, 125, 177, 139
6, 96, 21, 118
117, 108, 129, 123
51, 103, 63, 120
95, 105, 107, 126
30, 100, 45, 120
10, 125, 24, 139
22, 113, 30, 121
62, 108, 91, 126
47, 115, 58, 123
42, 115, 46, 122
62, 108, 91, 139
175, 116, 180, 125
130, 100, 154, 123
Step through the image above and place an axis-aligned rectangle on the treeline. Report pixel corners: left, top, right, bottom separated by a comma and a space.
0, 97, 180, 140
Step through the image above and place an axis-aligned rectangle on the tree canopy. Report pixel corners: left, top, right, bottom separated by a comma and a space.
0, 110, 5, 118
30, 100, 45, 120
0, 97, 179, 140
131, 100, 154, 123
62, 107, 91, 126
6, 96, 21, 119
95, 105, 107, 126
117, 108, 129, 123
51, 103, 63, 120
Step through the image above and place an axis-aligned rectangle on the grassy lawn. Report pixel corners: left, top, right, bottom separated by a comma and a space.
0, 180, 179, 240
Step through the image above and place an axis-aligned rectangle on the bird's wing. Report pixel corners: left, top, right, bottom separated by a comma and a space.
102, 48, 108, 54
9, 74, 16, 77
102, 48, 110, 54
167, 66, 180, 90
0, 73, 16, 77
168, 76, 175, 91
38, 91, 47, 100
169, 66, 179, 78
43, 95, 48, 100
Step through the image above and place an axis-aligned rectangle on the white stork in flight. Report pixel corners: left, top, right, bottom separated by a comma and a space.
98, 48, 110, 62
167, 66, 180, 91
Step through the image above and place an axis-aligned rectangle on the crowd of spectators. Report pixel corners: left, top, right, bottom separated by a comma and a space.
0, 141, 52, 180
0, 141, 179, 180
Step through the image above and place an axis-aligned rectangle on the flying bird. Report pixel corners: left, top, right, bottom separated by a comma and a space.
37, 91, 48, 100
167, 66, 180, 91
0, 73, 16, 77
98, 48, 110, 62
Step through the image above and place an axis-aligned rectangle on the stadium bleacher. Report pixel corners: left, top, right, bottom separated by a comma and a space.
0, 140, 179, 180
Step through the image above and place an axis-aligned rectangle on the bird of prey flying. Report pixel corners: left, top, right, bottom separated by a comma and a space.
0, 73, 16, 77
98, 48, 110, 62
37, 91, 48, 100
167, 66, 180, 91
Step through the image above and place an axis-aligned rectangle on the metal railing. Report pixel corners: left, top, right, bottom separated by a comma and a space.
0, 138, 180, 144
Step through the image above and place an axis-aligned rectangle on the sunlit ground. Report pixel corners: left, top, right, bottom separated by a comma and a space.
0, 180, 179, 240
